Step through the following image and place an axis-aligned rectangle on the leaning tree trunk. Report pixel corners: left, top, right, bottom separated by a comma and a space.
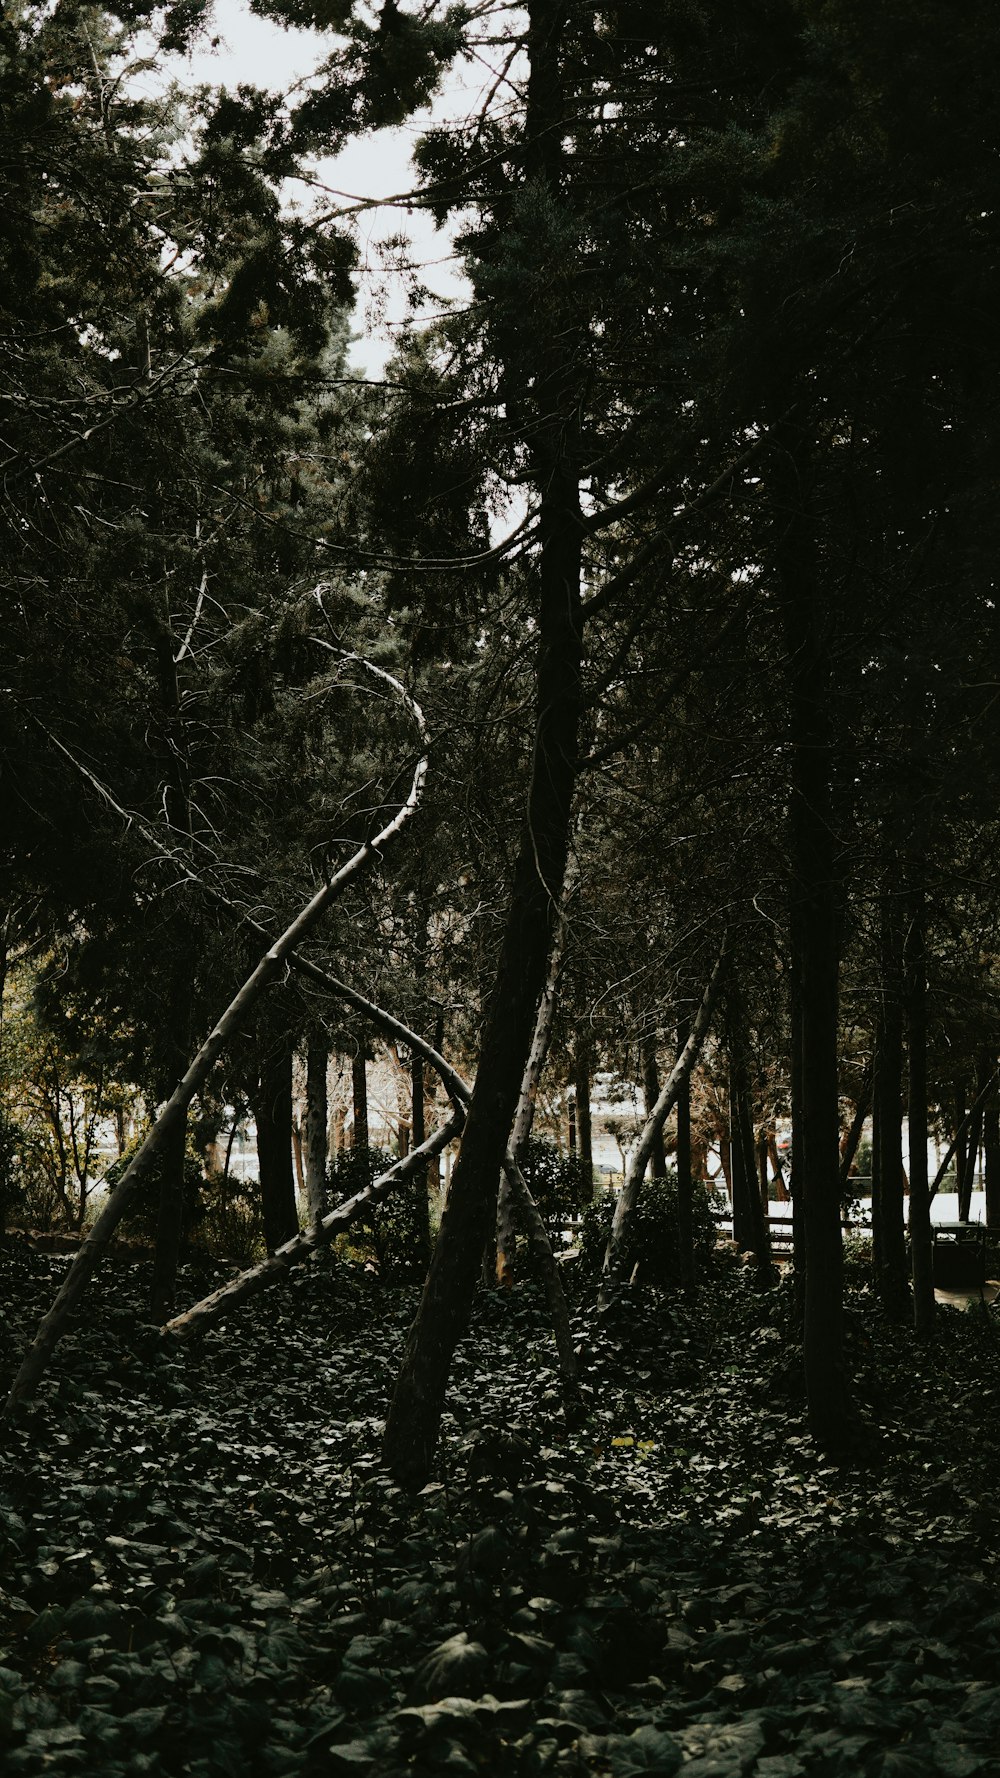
3, 661, 428, 1415
777, 425, 853, 1449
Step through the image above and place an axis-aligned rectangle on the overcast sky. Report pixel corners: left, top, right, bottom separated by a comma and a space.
167, 0, 467, 373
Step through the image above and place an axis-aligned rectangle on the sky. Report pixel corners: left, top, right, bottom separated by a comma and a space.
167, 0, 468, 374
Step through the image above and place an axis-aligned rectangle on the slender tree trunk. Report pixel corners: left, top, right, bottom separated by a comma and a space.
352, 1048, 369, 1151
953, 1081, 967, 1212
873, 901, 908, 1317
727, 995, 771, 1282
641, 1031, 668, 1179
305, 1041, 329, 1230
496, 895, 570, 1283
778, 425, 852, 1447
601, 942, 728, 1300
574, 1030, 594, 1199
905, 890, 934, 1335
253, 1040, 298, 1255
768, 1129, 789, 1202
150, 1110, 188, 1323
675, 1015, 694, 1286
789, 969, 806, 1320
410, 1041, 431, 1270
838, 1071, 871, 1187
985, 1068, 1000, 1232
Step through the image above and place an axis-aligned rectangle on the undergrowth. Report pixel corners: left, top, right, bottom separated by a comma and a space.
0, 1241, 999, 1776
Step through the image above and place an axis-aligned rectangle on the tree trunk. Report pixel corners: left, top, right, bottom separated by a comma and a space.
905, 890, 934, 1335
789, 976, 806, 1319
4, 667, 428, 1416
305, 1041, 329, 1230
767, 1128, 789, 1202
778, 425, 852, 1448
601, 942, 728, 1299
253, 1040, 298, 1255
574, 1030, 594, 1199
873, 902, 908, 1318
675, 1015, 694, 1286
150, 1108, 188, 1323
352, 1048, 369, 1151
496, 891, 570, 1284
727, 995, 771, 1283
641, 1031, 668, 1179
985, 1067, 1000, 1231
838, 1071, 871, 1188
410, 1041, 431, 1271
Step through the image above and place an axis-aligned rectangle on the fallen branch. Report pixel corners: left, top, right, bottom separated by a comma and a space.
164, 1115, 463, 1339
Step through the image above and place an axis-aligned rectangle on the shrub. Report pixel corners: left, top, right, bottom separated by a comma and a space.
194, 1171, 266, 1268
577, 1169, 721, 1288
328, 1145, 429, 1284
519, 1137, 591, 1245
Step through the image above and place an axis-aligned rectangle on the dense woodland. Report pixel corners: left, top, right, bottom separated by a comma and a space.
3, 2, 1000, 1773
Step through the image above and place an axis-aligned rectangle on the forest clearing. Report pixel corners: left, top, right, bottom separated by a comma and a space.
5, 0, 1000, 1772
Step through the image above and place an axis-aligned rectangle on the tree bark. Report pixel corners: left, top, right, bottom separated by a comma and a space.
574, 1029, 594, 1199
675, 1015, 694, 1286
777, 425, 853, 1448
641, 1031, 668, 1179
150, 1109, 188, 1322
600, 941, 728, 1300
727, 992, 772, 1283
838, 1071, 871, 1188
250, 1039, 297, 1254
985, 1067, 1000, 1231
905, 890, 934, 1335
873, 901, 909, 1318
352, 1047, 369, 1151
496, 890, 569, 1284
305, 1041, 329, 1230
3, 663, 428, 1414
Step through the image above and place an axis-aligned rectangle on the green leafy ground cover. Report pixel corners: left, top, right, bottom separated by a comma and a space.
2, 1243, 1000, 1777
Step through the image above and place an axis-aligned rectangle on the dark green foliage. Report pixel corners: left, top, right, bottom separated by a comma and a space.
519, 1138, 591, 1244
193, 1172, 266, 1270
328, 1147, 428, 1284
578, 1174, 721, 1287
2, 1245, 1000, 1776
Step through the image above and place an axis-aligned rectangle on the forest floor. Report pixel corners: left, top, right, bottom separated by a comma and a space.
2, 1239, 1000, 1777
